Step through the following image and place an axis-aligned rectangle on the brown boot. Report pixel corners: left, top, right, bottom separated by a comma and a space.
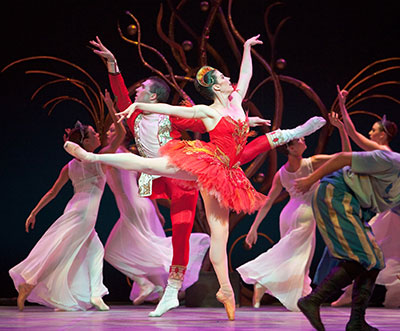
346, 269, 379, 331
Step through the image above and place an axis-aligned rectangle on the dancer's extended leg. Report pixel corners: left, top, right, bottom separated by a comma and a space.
202, 192, 235, 320
64, 141, 195, 180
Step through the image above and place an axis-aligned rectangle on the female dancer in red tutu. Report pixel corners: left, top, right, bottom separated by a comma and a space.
64, 35, 325, 319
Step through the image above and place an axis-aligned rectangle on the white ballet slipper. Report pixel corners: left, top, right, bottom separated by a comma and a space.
90, 297, 110, 311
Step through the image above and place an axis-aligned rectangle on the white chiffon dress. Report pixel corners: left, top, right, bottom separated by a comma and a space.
104, 149, 210, 302
370, 209, 400, 307
9, 159, 108, 311
237, 158, 318, 311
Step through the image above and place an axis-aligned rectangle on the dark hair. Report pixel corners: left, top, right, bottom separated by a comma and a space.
194, 69, 217, 100
65, 122, 89, 148
148, 76, 170, 103
377, 118, 398, 143
276, 139, 296, 156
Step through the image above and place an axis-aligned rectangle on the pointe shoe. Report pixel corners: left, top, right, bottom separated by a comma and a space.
63, 141, 96, 162
90, 297, 110, 311
133, 282, 155, 305
17, 283, 34, 311
253, 283, 266, 308
216, 288, 235, 321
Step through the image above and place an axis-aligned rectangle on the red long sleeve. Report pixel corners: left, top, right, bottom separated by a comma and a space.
240, 135, 272, 165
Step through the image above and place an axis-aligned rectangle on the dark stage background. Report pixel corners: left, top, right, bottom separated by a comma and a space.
1, 0, 399, 302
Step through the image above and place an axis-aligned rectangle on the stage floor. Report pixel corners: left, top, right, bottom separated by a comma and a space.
0, 305, 398, 330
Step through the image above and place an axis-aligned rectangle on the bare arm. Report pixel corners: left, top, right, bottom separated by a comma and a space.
25, 164, 70, 233
310, 112, 352, 171
337, 86, 384, 151
117, 102, 214, 122
99, 89, 126, 154
295, 152, 353, 193
246, 171, 283, 248
235, 35, 263, 99
329, 111, 351, 152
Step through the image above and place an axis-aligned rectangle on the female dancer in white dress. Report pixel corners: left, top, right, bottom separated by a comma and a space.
103, 124, 210, 305
237, 112, 350, 311
9, 90, 125, 311
329, 86, 400, 308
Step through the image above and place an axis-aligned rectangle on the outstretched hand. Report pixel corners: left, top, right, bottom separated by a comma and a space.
248, 116, 271, 127
116, 103, 137, 123
25, 214, 36, 233
245, 228, 258, 249
89, 36, 115, 61
244, 34, 263, 47
293, 176, 313, 194
328, 111, 344, 129
101, 89, 114, 110
336, 85, 348, 106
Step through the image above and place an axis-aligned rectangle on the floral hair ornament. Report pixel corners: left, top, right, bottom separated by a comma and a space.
74, 120, 86, 144
196, 66, 216, 87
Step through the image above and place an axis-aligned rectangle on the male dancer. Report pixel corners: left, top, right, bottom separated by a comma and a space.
294, 150, 400, 331
90, 36, 326, 316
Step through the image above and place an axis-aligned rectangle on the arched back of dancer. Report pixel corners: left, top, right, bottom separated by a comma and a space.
65, 35, 327, 320
237, 112, 350, 311
9, 90, 125, 311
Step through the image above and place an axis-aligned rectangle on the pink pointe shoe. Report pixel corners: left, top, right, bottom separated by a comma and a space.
17, 283, 35, 311
216, 288, 235, 321
63, 141, 96, 162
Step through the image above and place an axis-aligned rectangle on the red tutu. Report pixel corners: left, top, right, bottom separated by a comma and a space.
160, 116, 267, 214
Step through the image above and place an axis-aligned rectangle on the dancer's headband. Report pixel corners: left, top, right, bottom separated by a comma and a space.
196, 66, 216, 87
380, 115, 392, 138
74, 120, 86, 144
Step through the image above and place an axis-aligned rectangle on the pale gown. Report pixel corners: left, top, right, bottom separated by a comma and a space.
237, 158, 318, 311
9, 160, 108, 311
370, 209, 400, 307
104, 148, 210, 302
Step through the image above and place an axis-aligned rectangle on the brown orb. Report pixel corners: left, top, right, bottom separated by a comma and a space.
182, 40, 193, 51
127, 24, 137, 36
254, 172, 265, 183
275, 58, 287, 70
200, 1, 209, 11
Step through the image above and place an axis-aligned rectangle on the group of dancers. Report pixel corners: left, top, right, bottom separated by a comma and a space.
10, 33, 400, 330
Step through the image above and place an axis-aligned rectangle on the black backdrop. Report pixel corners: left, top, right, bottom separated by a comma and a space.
1, 0, 399, 301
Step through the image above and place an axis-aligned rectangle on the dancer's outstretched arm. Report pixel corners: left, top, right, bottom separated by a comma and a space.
246, 172, 282, 248
235, 35, 263, 99
294, 152, 353, 193
117, 102, 214, 122
25, 165, 70, 233
99, 89, 126, 154
310, 112, 352, 170
337, 85, 387, 151
90, 36, 119, 74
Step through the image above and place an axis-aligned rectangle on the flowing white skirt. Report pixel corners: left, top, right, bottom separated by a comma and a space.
370, 210, 400, 307
9, 191, 108, 311
237, 198, 315, 311
105, 214, 210, 302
